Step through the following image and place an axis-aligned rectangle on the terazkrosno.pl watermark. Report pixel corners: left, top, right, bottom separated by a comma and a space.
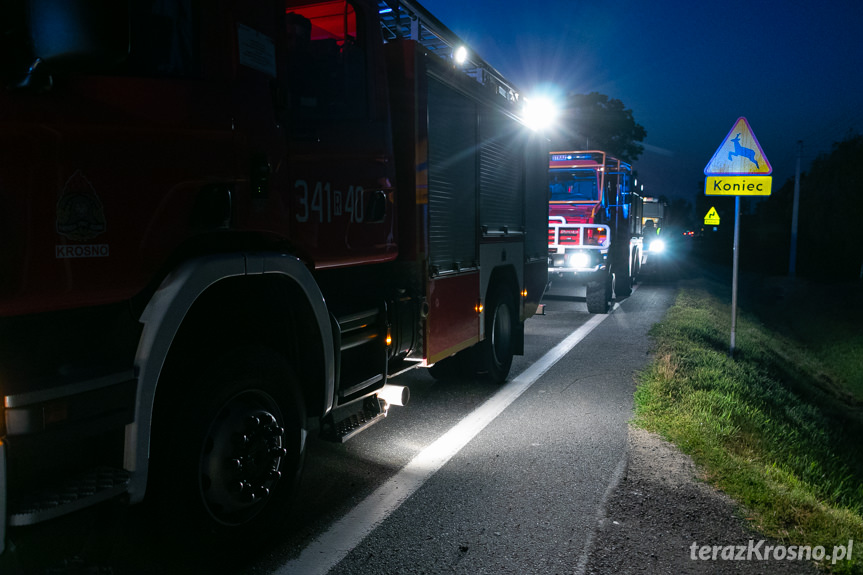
690, 540, 854, 565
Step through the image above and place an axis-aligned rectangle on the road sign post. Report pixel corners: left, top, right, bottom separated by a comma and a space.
704, 117, 772, 357
730, 196, 741, 353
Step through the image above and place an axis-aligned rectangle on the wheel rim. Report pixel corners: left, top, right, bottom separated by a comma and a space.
491, 300, 512, 369
198, 389, 287, 526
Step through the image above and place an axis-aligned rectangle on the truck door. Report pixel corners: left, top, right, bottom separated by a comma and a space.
278, 0, 396, 268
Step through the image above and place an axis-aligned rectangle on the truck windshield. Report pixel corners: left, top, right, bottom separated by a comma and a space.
549, 170, 599, 202
286, 0, 357, 43
283, 0, 367, 120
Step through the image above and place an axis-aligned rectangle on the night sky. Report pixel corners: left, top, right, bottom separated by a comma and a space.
425, 0, 863, 206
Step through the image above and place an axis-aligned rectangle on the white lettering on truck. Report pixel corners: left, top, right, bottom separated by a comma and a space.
295, 179, 365, 223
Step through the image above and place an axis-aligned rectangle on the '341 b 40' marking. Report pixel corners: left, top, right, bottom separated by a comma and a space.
295, 180, 367, 224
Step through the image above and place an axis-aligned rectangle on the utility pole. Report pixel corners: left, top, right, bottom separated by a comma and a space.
788, 140, 802, 277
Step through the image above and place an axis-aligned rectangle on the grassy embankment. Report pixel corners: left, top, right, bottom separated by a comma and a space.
633, 275, 863, 574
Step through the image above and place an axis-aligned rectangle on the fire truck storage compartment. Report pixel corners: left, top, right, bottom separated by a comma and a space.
427, 76, 478, 274
523, 136, 550, 266
385, 37, 546, 311
478, 106, 525, 239
426, 75, 528, 275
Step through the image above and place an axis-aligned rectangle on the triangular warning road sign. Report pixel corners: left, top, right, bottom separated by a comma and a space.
704, 117, 772, 175
704, 206, 720, 225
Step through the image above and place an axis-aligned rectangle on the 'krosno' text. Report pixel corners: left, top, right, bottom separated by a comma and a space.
690, 540, 853, 565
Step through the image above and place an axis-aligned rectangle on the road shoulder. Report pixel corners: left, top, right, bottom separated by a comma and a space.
582, 425, 822, 574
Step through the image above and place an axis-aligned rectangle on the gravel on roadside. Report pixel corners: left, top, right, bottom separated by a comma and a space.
581, 425, 824, 575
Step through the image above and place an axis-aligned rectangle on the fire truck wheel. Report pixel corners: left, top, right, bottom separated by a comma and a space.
615, 264, 633, 297
480, 285, 516, 383
149, 346, 306, 552
586, 274, 612, 314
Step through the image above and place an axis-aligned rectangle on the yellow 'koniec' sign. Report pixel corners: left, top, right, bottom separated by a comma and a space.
704, 117, 772, 196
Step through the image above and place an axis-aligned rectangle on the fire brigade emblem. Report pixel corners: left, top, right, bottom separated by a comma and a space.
56, 170, 106, 241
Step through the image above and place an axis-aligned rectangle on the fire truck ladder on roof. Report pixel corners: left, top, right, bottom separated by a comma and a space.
377, 0, 522, 105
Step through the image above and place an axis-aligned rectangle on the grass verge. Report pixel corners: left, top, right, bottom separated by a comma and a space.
633, 277, 863, 574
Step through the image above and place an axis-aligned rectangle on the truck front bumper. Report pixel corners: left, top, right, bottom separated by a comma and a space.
547, 248, 608, 282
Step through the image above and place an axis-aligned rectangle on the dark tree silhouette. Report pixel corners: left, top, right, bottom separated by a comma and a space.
752, 131, 863, 279
553, 92, 647, 163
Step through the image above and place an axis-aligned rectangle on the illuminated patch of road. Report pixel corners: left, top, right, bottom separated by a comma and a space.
277, 304, 620, 575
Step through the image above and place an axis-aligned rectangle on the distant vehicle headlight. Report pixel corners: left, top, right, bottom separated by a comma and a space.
649, 239, 666, 253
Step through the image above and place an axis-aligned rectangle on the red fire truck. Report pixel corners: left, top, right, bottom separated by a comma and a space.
0, 0, 548, 552
547, 151, 643, 313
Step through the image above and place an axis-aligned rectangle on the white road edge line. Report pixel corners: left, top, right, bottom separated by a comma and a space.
276, 301, 620, 575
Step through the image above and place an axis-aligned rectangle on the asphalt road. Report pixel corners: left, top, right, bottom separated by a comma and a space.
253, 276, 677, 575
7, 275, 679, 575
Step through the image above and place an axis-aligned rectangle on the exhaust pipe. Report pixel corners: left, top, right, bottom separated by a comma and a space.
378, 384, 410, 407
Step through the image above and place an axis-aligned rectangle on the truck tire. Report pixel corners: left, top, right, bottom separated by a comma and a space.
613, 248, 633, 297
615, 263, 632, 297
149, 346, 306, 554
585, 272, 613, 314
478, 284, 516, 383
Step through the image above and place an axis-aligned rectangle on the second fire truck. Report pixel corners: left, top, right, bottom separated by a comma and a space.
547, 151, 644, 313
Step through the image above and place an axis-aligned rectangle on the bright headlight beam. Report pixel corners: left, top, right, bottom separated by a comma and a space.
569, 252, 590, 268
649, 239, 666, 253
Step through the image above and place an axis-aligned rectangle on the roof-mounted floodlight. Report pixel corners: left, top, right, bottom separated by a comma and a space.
523, 95, 559, 132
454, 45, 468, 65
